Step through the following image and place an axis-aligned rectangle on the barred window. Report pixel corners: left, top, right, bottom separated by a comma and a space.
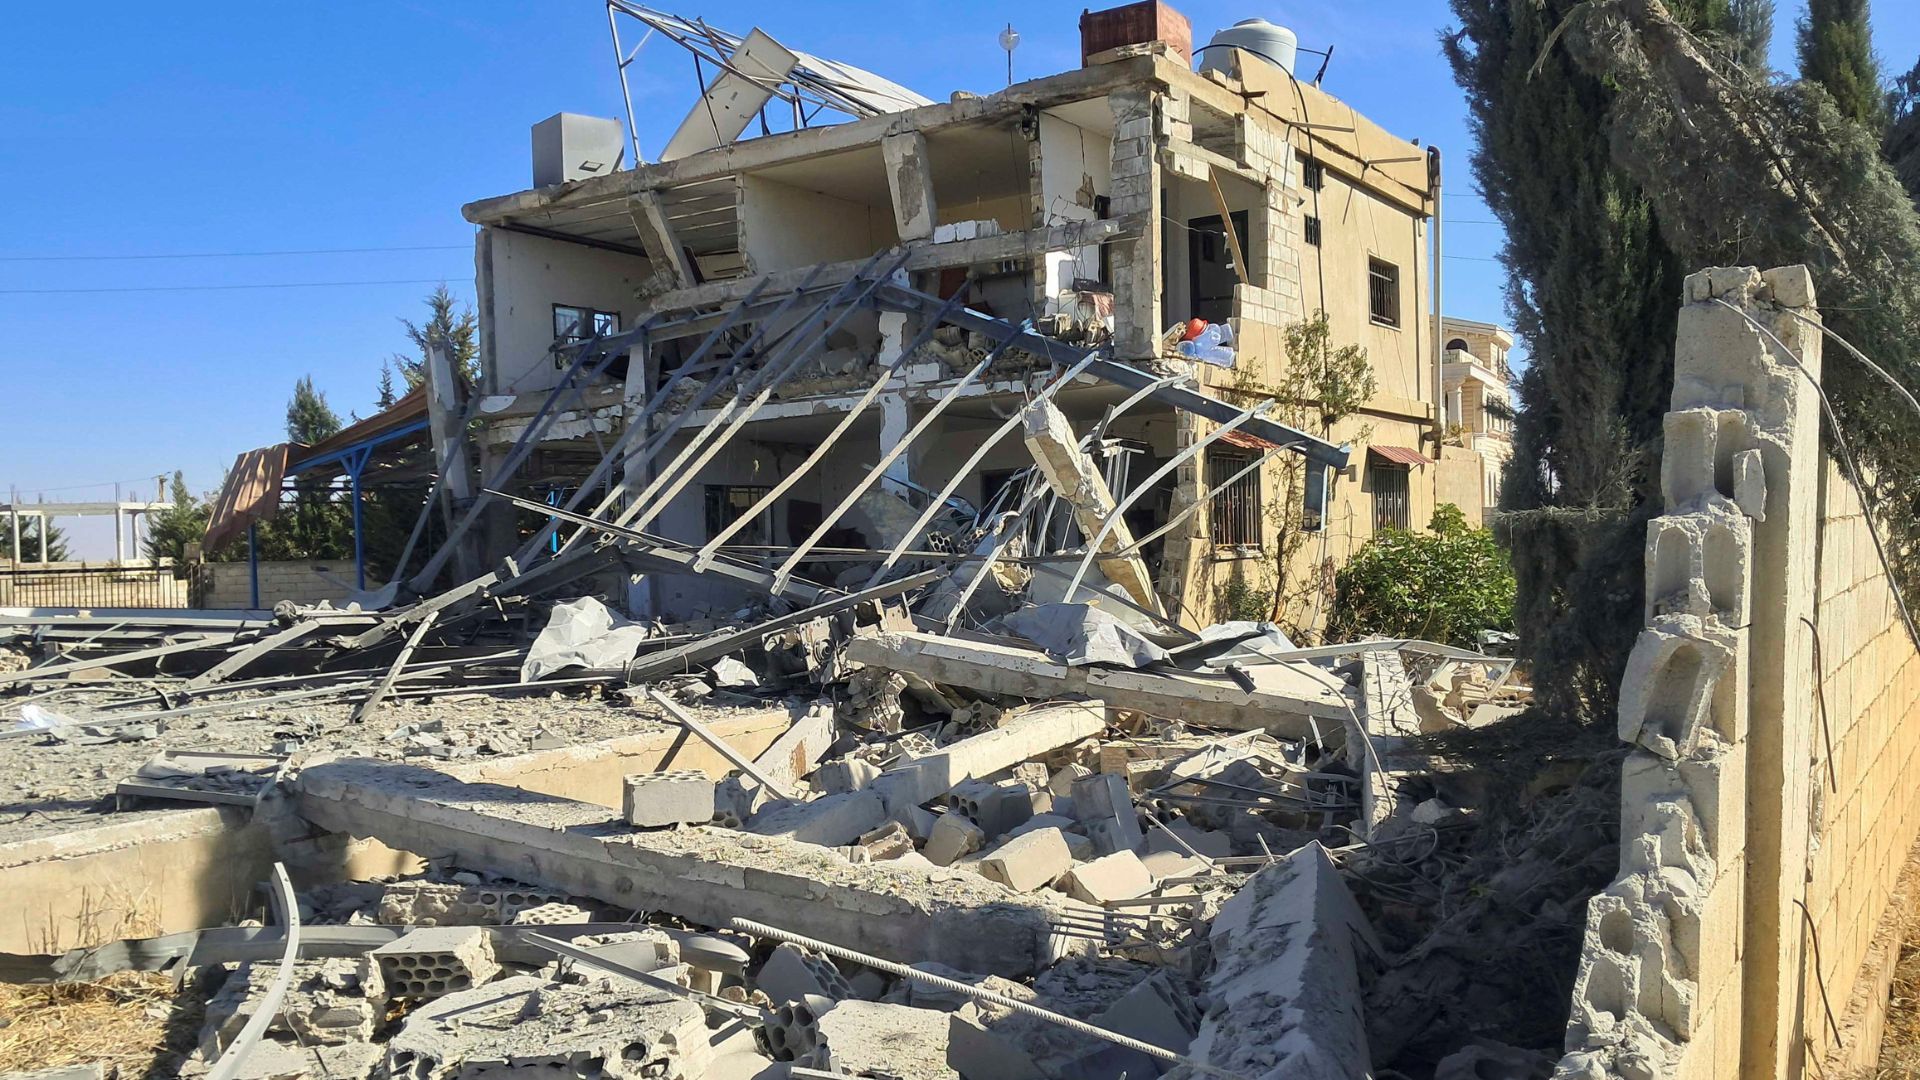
1208, 450, 1263, 547
1301, 156, 1325, 191
1304, 215, 1322, 248
1368, 258, 1401, 328
1371, 464, 1410, 531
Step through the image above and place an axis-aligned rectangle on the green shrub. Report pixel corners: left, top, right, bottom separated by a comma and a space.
1327, 504, 1515, 647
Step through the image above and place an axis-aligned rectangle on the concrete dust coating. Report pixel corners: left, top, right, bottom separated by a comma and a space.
295, 757, 1080, 976
846, 631, 1353, 734
0, 688, 787, 846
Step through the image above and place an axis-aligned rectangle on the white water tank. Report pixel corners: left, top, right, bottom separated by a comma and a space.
1197, 18, 1299, 77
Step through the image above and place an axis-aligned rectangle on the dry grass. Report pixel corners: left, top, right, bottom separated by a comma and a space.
1871, 889, 1920, 1078
0, 972, 199, 1078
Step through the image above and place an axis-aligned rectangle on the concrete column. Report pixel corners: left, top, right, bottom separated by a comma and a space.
1107, 89, 1162, 361
1719, 268, 1823, 1080
1021, 399, 1159, 612
623, 342, 657, 616
629, 190, 698, 290
881, 132, 938, 242
114, 507, 125, 564
880, 393, 913, 491
425, 342, 481, 583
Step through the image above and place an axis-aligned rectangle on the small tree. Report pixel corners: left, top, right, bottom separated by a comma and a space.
1327, 504, 1516, 648
394, 285, 479, 390
1797, 0, 1886, 129
144, 470, 210, 563
0, 517, 70, 563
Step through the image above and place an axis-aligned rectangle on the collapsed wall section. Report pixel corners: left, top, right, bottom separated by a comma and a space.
1558, 266, 1819, 1080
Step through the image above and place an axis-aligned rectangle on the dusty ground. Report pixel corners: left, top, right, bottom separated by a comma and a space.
0, 684, 780, 845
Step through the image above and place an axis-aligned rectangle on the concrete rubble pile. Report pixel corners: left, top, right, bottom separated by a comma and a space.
0, 11, 1549, 1075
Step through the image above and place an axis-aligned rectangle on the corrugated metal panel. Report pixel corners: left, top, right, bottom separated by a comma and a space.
1367, 444, 1432, 468
1217, 428, 1282, 452
202, 445, 288, 554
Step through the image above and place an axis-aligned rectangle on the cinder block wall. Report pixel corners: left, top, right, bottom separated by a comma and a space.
1555, 266, 1920, 1080
199, 560, 358, 609
1802, 458, 1920, 1072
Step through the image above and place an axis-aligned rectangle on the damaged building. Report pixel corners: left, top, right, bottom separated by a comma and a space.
454, 0, 1445, 631
7, 6, 1920, 1080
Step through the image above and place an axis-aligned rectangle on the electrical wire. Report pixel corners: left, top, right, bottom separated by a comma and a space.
0, 278, 469, 296
0, 244, 469, 263
1707, 297, 1920, 655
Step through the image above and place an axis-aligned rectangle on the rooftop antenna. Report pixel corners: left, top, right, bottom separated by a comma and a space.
998, 23, 1020, 87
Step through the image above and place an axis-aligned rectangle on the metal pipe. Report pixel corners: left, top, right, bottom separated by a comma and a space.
728, 917, 1241, 1078
855, 352, 1101, 591
692, 286, 975, 568
207, 864, 299, 1080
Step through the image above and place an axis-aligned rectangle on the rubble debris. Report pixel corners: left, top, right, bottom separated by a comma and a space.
624, 769, 717, 828
979, 828, 1074, 892
371, 925, 500, 1000
386, 973, 712, 1080
1173, 842, 1379, 1080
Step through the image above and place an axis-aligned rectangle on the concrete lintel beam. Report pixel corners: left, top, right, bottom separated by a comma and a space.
646, 218, 1131, 317
294, 758, 1073, 977
847, 632, 1353, 735
1021, 399, 1160, 612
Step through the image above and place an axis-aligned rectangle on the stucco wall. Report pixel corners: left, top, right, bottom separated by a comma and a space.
478, 227, 652, 397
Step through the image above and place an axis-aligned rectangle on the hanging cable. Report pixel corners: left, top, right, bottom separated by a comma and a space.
1707, 297, 1920, 655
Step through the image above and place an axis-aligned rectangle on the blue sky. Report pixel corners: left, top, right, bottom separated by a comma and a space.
2, 1, 1916, 557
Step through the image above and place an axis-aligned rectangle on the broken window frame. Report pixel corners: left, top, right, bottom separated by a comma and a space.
704, 484, 774, 545
1208, 449, 1264, 548
1367, 258, 1401, 329
552, 304, 622, 366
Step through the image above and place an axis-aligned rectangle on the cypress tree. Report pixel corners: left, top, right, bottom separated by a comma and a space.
1730, 0, 1775, 74
1798, 0, 1886, 129
1443, 0, 1727, 720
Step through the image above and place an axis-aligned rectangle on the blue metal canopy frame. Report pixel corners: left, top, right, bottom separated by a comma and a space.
246, 418, 432, 603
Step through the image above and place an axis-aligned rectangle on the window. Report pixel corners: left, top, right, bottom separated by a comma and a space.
704, 485, 772, 545
552, 304, 620, 353
1208, 450, 1263, 547
1445, 337, 1470, 354
1368, 258, 1401, 328
1371, 463, 1410, 531
1304, 215, 1322, 248
1301, 156, 1325, 192
1187, 211, 1250, 326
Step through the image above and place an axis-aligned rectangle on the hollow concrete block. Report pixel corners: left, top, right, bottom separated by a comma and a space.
978, 827, 1073, 893
623, 769, 716, 828
371, 925, 499, 1000
1062, 850, 1153, 905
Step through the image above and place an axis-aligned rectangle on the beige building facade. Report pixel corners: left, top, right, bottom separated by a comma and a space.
458, 7, 1442, 636
1434, 315, 1515, 524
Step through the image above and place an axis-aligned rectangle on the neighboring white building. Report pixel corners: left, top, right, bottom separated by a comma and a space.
1435, 315, 1515, 523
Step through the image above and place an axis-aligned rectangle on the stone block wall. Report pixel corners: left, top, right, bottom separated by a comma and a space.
1557, 265, 1920, 1079
200, 560, 359, 609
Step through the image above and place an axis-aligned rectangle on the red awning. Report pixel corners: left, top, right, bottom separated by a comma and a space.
1217, 428, 1283, 451
1368, 444, 1432, 467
